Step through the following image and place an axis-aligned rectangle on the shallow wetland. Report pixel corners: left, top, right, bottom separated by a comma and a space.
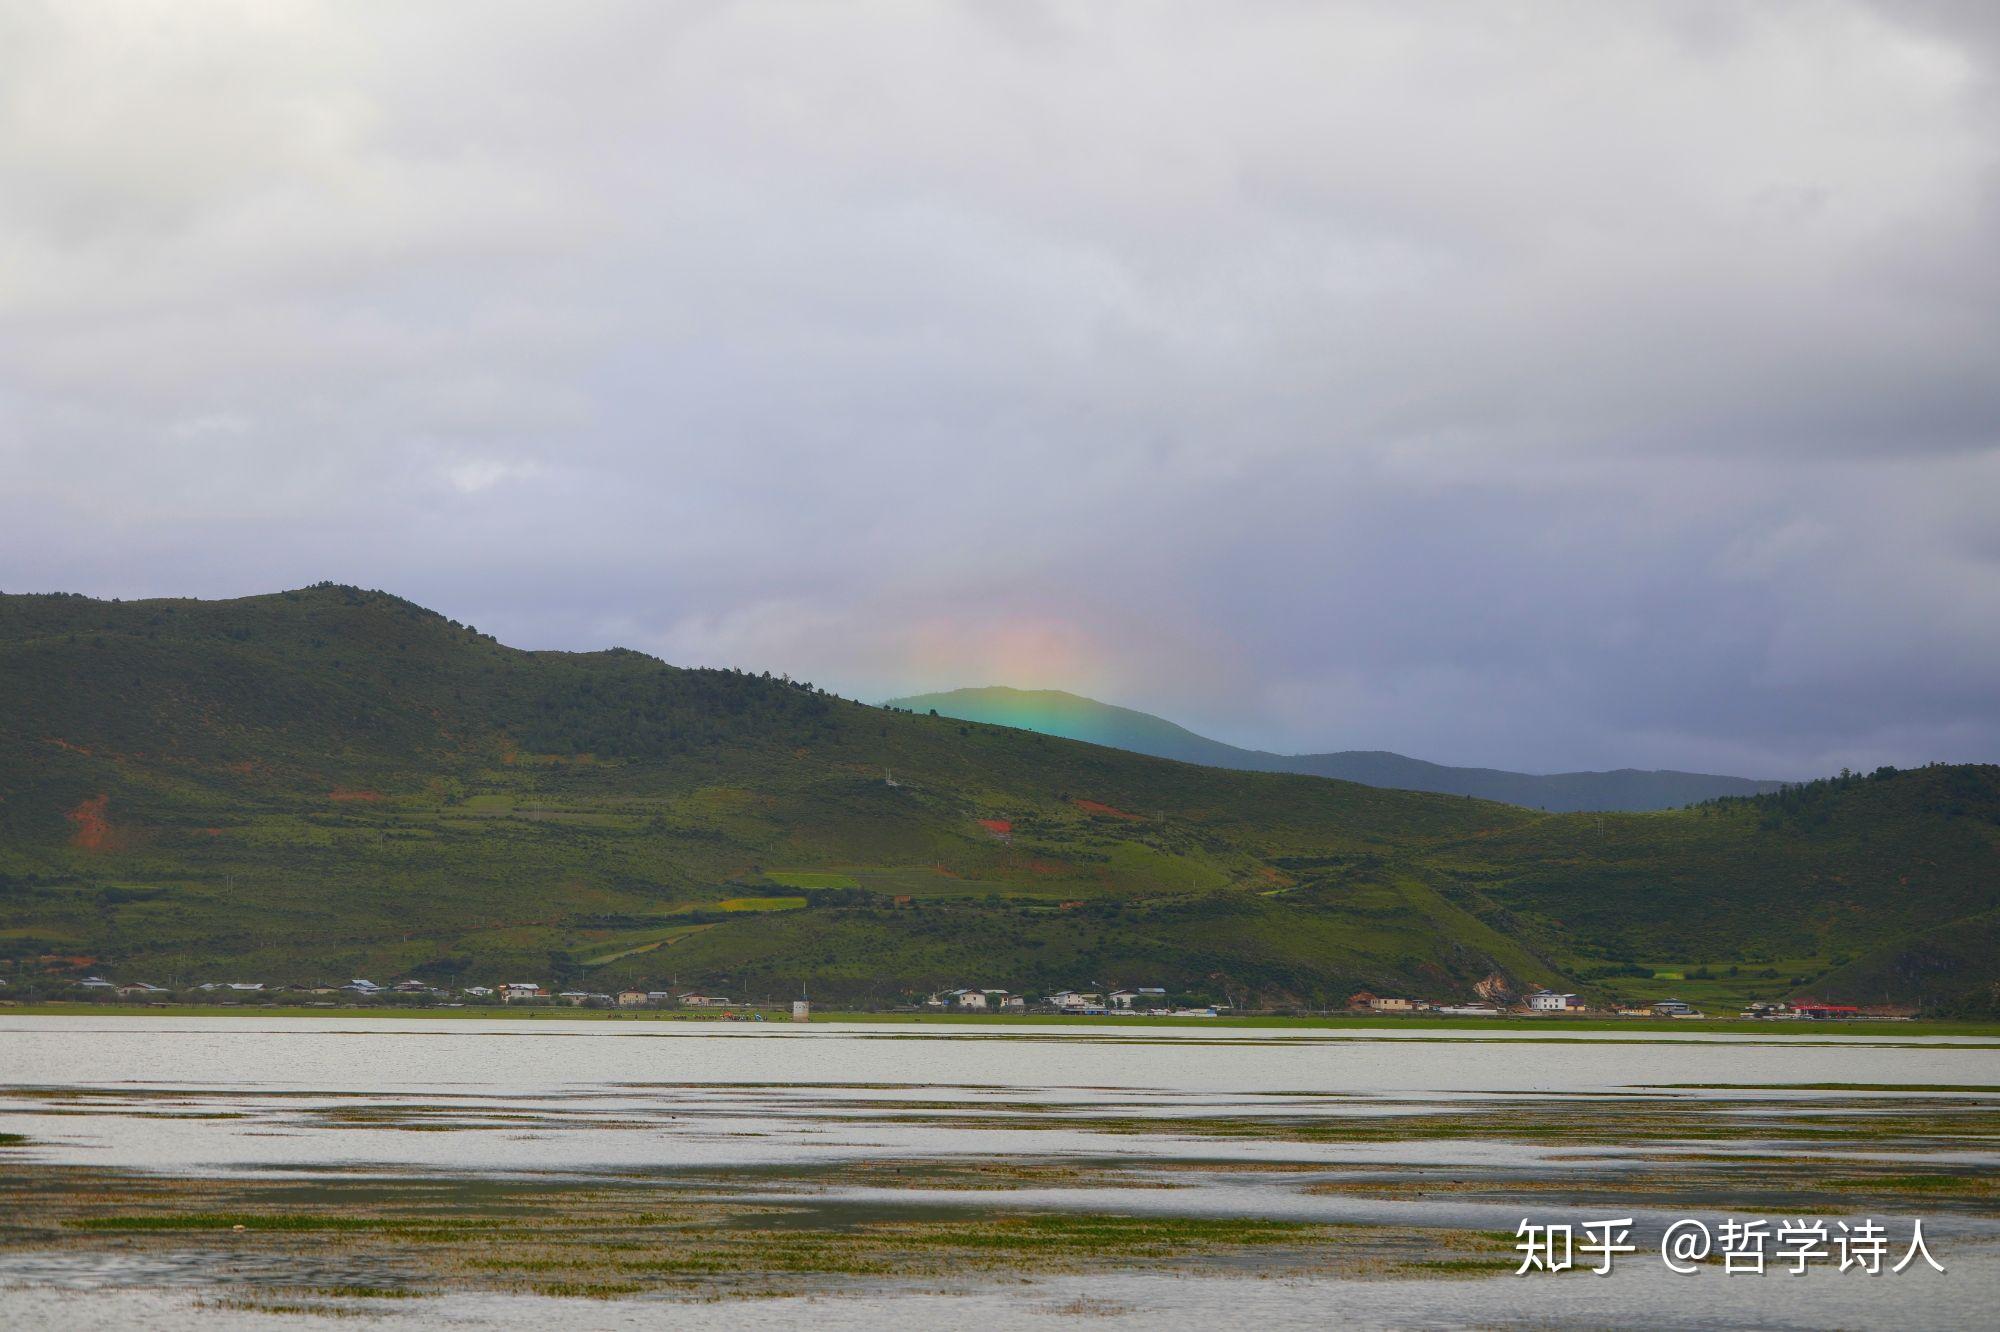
2, 1016, 1996, 1328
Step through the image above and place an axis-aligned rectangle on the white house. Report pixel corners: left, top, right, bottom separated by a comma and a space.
1107, 987, 1167, 1010
680, 994, 732, 1007
500, 982, 546, 1002
1527, 990, 1582, 1012
1047, 990, 1105, 1013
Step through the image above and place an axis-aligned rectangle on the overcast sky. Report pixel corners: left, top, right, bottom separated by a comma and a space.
3, 1, 1997, 777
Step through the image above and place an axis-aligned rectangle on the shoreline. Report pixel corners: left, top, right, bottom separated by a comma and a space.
4, 1001, 1995, 1037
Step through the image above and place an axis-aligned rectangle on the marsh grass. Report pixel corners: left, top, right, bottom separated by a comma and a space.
201, 1298, 378, 1318
7, 1080, 1996, 1309
7, 1165, 1510, 1304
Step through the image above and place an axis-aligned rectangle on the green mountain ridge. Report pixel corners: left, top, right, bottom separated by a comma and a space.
2, 586, 1996, 1013
885, 687, 1784, 812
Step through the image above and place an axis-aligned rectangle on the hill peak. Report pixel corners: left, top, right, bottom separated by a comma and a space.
885, 686, 1783, 813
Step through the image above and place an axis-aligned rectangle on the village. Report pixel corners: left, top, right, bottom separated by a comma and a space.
1345, 989, 1907, 1021
6, 973, 1910, 1021
23, 974, 776, 1013
16, 974, 1227, 1018
922, 987, 1223, 1016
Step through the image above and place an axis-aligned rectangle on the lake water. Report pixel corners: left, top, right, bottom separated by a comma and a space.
3, 1016, 1997, 1328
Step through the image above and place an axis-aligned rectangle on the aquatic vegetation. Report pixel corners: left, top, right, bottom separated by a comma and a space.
71, 1213, 410, 1232
4, 1021, 1996, 1317
7, 1167, 1500, 1303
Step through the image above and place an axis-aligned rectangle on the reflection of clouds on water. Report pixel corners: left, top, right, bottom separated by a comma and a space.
1, 1017, 1997, 1179
3, 1018, 1999, 1325
5, 1250, 2000, 1332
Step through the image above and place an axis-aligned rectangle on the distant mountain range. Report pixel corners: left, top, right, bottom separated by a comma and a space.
883, 687, 1784, 812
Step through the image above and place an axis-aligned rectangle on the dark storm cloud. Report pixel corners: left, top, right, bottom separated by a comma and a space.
2, 1, 1996, 777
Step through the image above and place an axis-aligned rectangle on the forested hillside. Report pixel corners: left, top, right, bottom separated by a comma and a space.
3, 587, 1995, 1012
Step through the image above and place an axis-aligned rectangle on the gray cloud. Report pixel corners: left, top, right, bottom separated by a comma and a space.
3, 0, 1997, 777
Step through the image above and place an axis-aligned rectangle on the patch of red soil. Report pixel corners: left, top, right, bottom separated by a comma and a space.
1073, 798, 1143, 821
929, 864, 961, 879
328, 788, 383, 802
202, 828, 223, 837
978, 818, 1013, 836
1026, 859, 1067, 875
44, 737, 94, 756
66, 794, 114, 851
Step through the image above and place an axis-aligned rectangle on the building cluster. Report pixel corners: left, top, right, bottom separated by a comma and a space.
1738, 999, 1911, 1021
924, 986, 1220, 1017
48, 974, 760, 1011
1349, 989, 1712, 1019
1351, 990, 1916, 1021
25, 974, 1912, 1022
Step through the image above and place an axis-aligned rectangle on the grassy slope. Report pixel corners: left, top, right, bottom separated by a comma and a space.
1421, 766, 2000, 1010
2, 586, 1995, 1010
